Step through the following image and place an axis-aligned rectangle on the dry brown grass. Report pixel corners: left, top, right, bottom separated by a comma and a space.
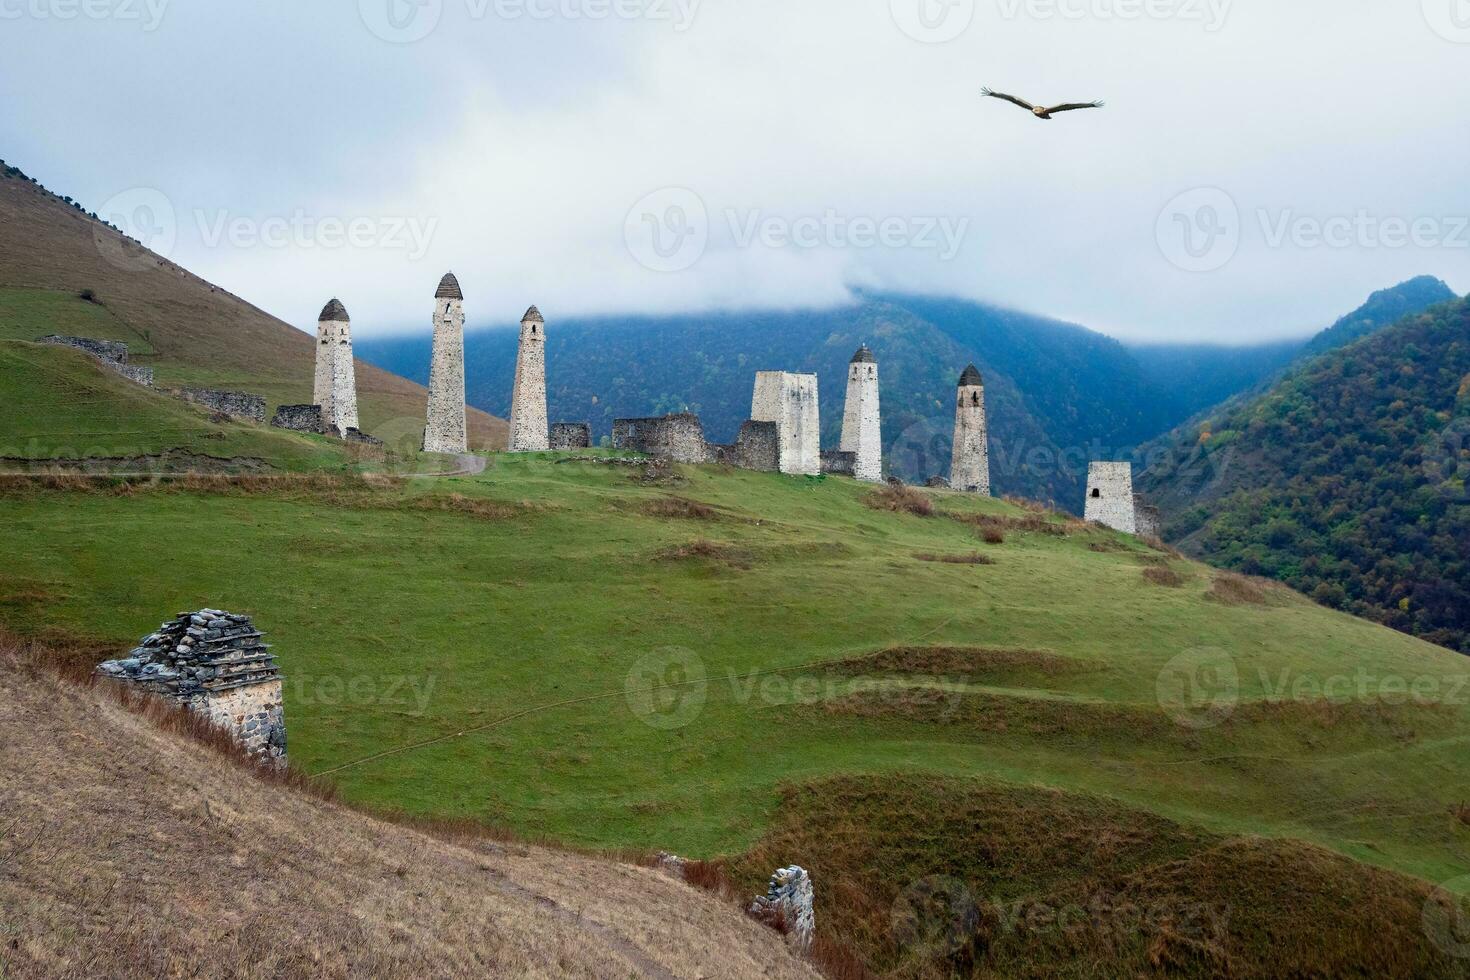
826, 645, 1083, 680
654, 539, 755, 568
0, 632, 818, 980
1143, 566, 1189, 588
862, 483, 934, 517
913, 552, 994, 566
643, 496, 719, 521
944, 510, 1082, 540
1207, 571, 1291, 606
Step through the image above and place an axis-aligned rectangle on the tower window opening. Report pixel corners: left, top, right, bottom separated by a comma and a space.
1091, 488, 1101, 498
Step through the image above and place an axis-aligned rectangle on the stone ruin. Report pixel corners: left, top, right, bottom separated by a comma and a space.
1085, 462, 1160, 537
97, 610, 286, 765
549, 422, 591, 450
37, 334, 154, 387
749, 866, 815, 953
613, 413, 709, 464
173, 387, 267, 424
752, 371, 821, 475
1134, 495, 1163, 540
271, 403, 326, 433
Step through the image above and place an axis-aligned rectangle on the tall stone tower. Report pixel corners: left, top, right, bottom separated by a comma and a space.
508, 305, 549, 452
1085, 462, 1137, 534
840, 345, 882, 483
312, 298, 359, 437
950, 364, 990, 494
423, 272, 467, 454
751, 371, 820, 475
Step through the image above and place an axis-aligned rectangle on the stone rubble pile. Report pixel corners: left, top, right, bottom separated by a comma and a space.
749, 865, 815, 952
98, 610, 280, 698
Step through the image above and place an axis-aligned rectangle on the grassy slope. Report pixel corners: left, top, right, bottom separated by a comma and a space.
3, 459, 1469, 897
0, 340, 353, 470
0, 174, 506, 450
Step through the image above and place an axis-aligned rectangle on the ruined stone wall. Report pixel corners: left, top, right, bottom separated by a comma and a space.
509, 309, 549, 452
612, 413, 707, 464
270, 404, 326, 434
175, 387, 266, 424
820, 450, 856, 477
423, 297, 467, 454
97, 610, 286, 765
840, 361, 883, 482
1085, 462, 1137, 534
950, 383, 991, 495
37, 334, 153, 387
751, 372, 820, 476
735, 420, 780, 472
749, 866, 814, 953
550, 422, 591, 450
1134, 496, 1162, 540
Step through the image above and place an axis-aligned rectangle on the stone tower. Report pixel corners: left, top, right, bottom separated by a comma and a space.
751, 371, 820, 475
840, 345, 882, 482
1085, 462, 1137, 534
950, 364, 990, 494
508, 305, 549, 452
312, 298, 359, 437
423, 273, 467, 454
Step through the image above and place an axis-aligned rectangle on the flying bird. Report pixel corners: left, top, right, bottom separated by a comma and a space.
981, 87, 1104, 120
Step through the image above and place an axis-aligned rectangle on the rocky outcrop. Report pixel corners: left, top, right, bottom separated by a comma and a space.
750, 866, 814, 953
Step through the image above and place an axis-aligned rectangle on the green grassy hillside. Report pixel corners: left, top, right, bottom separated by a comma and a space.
4, 456, 1470, 974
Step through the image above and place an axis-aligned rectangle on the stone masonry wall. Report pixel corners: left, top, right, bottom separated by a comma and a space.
820, 450, 857, 477
270, 404, 327, 434
174, 387, 267, 424
840, 359, 883, 482
423, 295, 467, 454
1134, 496, 1162, 540
751, 372, 820, 476
550, 422, 591, 450
613, 413, 708, 464
1085, 462, 1137, 534
749, 866, 815, 953
951, 381, 991, 495
97, 610, 286, 765
37, 334, 154, 387
707, 420, 780, 472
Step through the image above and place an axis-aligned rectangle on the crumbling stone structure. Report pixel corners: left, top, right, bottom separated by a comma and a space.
706, 420, 780, 472
509, 305, 550, 452
174, 387, 267, 424
749, 866, 814, 953
97, 610, 285, 765
613, 413, 708, 464
840, 345, 882, 482
270, 404, 327, 434
313, 298, 360, 437
950, 364, 991, 495
1134, 496, 1163, 539
1085, 462, 1138, 534
549, 422, 591, 450
423, 273, 467, 454
37, 334, 153, 386
820, 450, 856, 476
751, 371, 820, 476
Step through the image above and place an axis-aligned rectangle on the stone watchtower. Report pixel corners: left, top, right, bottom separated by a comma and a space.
840, 345, 883, 483
1085, 462, 1137, 534
423, 273, 468, 454
508, 305, 549, 452
751, 371, 820, 475
950, 364, 991, 495
313, 298, 360, 437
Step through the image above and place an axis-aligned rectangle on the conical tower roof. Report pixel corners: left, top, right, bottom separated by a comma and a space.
435, 272, 463, 300
850, 344, 875, 364
958, 364, 984, 387
522, 305, 544, 323
318, 298, 349, 322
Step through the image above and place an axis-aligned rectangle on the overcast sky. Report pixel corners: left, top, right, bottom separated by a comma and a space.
3, 0, 1467, 343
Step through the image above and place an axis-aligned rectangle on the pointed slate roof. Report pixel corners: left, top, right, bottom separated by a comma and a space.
850, 344, 875, 364
522, 305, 544, 323
958, 364, 984, 387
435, 272, 463, 300
318, 298, 349, 322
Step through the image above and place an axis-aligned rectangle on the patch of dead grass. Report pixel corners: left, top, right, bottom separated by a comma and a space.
913, 552, 995, 566
862, 483, 934, 517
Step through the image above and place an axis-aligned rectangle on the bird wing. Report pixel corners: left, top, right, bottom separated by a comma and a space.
1044, 100, 1105, 114
981, 87, 1036, 112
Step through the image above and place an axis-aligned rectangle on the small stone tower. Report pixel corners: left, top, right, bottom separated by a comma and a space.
1085, 462, 1138, 534
313, 298, 359, 437
950, 364, 990, 494
840, 345, 883, 483
508, 305, 549, 452
751, 371, 821, 475
423, 273, 467, 454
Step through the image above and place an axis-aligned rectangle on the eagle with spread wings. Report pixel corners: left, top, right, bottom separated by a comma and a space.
982, 87, 1105, 120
